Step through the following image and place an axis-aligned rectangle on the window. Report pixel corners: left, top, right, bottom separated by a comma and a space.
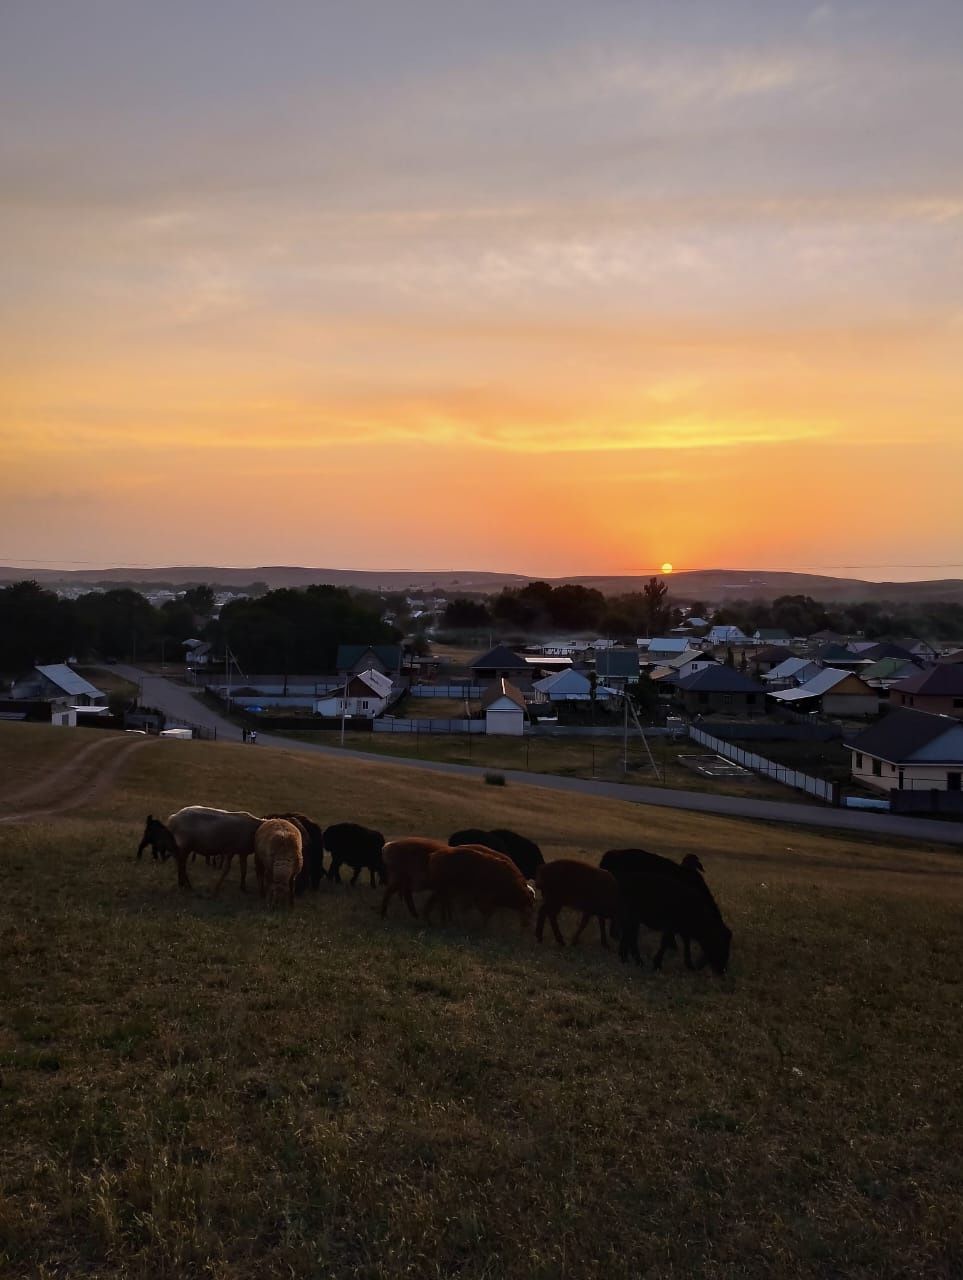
949, 773, 962, 792
747, 694, 756, 704
855, 753, 863, 769
872, 759, 882, 777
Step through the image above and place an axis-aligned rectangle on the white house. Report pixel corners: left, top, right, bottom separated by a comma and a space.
848, 709, 963, 793
482, 679, 527, 735
315, 669, 394, 719
706, 625, 750, 646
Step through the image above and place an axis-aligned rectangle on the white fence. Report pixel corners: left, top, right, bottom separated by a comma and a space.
409, 685, 484, 698
374, 717, 485, 734
688, 725, 838, 804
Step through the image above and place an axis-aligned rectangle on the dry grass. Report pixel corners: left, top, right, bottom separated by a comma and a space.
1, 724, 962, 1278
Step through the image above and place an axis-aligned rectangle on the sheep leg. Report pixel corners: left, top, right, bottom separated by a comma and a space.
653, 934, 673, 970
682, 934, 695, 970
213, 855, 234, 895
328, 858, 342, 885
598, 916, 609, 949
238, 853, 249, 891
350, 866, 361, 887
571, 912, 592, 945
175, 849, 193, 891
403, 884, 419, 918
369, 867, 377, 888
618, 915, 643, 966
380, 884, 397, 918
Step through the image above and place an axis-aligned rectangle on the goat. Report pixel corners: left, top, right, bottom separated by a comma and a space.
448, 827, 544, 880
165, 805, 263, 891
254, 818, 303, 910
324, 822, 386, 888
265, 811, 325, 894
535, 858, 621, 948
380, 837, 449, 918
617, 872, 732, 974
425, 844, 535, 929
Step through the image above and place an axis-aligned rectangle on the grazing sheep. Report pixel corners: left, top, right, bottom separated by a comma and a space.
448, 827, 544, 880
617, 872, 732, 975
380, 837, 449, 918
254, 818, 304, 910
324, 822, 386, 888
535, 859, 621, 948
265, 811, 325, 894
136, 814, 178, 862
165, 805, 263, 891
425, 844, 535, 929
600, 848, 719, 965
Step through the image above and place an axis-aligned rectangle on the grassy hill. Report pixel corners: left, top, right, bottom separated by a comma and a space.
1, 724, 961, 1277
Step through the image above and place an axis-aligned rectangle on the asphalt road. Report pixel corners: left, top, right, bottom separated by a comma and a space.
114, 665, 963, 848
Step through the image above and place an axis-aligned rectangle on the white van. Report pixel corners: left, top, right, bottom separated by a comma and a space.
159, 727, 193, 740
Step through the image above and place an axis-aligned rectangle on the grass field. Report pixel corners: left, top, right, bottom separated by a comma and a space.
1, 723, 961, 1278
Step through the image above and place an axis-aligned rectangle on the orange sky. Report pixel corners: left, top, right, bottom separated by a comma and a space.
2, 3, 962, 579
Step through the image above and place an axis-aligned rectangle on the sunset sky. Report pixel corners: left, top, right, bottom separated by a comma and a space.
2, 1, 962, 579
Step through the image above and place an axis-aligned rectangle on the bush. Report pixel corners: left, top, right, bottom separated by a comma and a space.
484, 771, 506, 786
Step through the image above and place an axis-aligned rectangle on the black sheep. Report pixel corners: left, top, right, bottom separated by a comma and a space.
617, 871, 732, 975
601, 847, 716, 959
266, 811, 325, 894
324, 823, 386, 887
448, 827, 544, 880
136, 814, 178, 862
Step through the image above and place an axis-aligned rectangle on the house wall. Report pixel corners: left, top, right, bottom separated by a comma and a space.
315, 695, 388, 718
849, 752, 963, 792
821, 692, 879, 717
893, 692, 963, 720
679, 690, 765, 717
485, 707, 524, 736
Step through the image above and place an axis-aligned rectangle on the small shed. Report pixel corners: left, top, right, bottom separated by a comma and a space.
482, 679, 527, 735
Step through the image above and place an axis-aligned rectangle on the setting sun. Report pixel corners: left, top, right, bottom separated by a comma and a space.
661, 563, 673, 574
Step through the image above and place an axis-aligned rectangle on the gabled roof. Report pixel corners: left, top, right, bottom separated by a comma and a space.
859, 641, 917, 664
891, 665, 963, 697
754, 644, 795, 664
336, 644, 402, 670
813, 643, 859, 662
763, 655, 821, 683
706, 624, 748, 641
769, 667, 874, 702
533, 668, 591, 694
847, 708, 963, 764
471, 644, 529, 671
353, 668, 394, 698
482, 678, 527, 711
645, 636, 690, 654
665, 649, 713, 669
672, 666, 765, 693
596, 649, 640, 678
861, 657, 919, 682
34, 664, 105, 699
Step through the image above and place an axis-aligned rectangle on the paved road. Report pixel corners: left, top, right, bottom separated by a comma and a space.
115, 665, 963, 848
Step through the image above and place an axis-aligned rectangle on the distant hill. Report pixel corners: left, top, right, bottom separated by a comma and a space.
2, 564, 963, 604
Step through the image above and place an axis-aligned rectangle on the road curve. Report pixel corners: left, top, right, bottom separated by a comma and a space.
113, 665, 963, 849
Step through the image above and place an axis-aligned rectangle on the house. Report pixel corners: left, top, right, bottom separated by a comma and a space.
660, 649, 718, 681
810, 643, 872, 672
809, 629, 847, 645
669, 666, 767, 717
315, 669, 394, 719
482, 679, 527, 735
847, 708, 963, 793
643, 637, 691, 660
12, 664, 107, 707
892, 637, 939, 662
938, 649, 963, 665
705, 625, 750, 647
533, 669, 617, 702
762, 655, 823, 688
470, 645, 531, 681
185, 641, 212, 668
753, 645, 799, 674
595, 648, 640, 687
336, 645, 403, 677
888, 666, 963, 720
768, 668, 878, 717
752, 628, 792, 646
857, 641, 919, 665
860, 657, 921, 692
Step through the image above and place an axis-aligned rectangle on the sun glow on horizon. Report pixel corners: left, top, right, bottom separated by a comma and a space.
661, 563, 674, 574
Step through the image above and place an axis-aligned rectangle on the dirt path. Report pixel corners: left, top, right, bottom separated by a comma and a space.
0, 735, 156, 825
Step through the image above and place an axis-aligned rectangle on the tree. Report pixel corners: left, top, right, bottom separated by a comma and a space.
443, 598, 492, 629
641, 577, 672, 637
181, 584, 216, 618
0, 580, 76, 670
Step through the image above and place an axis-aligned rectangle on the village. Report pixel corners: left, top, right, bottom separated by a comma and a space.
5, 587, 963, 820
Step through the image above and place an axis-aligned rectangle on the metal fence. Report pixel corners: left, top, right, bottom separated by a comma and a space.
688, 725, 839, 804
374, 717, 485, 734
408, 685, 484, 698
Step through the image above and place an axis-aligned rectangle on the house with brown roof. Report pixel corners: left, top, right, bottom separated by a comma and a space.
889, 666, 963, 720
768, 668, 878, 717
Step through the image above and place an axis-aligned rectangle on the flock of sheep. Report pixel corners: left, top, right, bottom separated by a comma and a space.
136, 807, 732, 974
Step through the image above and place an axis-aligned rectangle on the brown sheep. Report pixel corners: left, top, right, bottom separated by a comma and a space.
425, 844, 535, 930
535, 858, 621, 948
380, 837, 450, 918
254, 818, 304, 910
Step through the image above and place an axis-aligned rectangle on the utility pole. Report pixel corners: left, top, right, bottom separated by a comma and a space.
340, 672, 349, 746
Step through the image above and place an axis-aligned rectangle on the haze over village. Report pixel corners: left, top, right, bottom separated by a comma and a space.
2, 4, 962, 1277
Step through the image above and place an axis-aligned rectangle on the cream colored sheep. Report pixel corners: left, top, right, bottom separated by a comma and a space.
254, 818, 304, 910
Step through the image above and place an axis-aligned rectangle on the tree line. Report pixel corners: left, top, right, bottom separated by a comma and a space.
710, 594, 963, 642
0, 580, 397, 675
443, 578, 677, 637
